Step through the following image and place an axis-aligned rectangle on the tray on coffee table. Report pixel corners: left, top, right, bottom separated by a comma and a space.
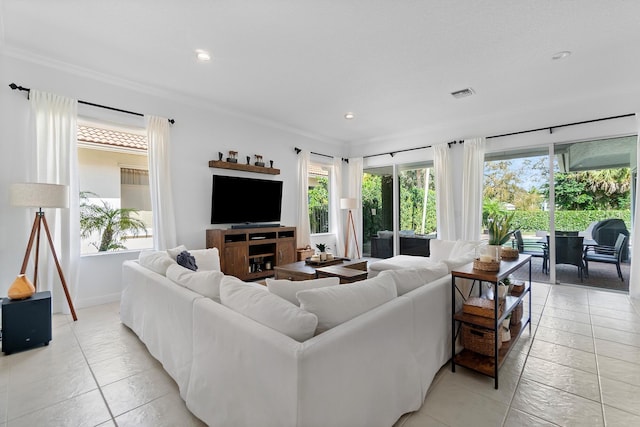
304, 257, 346, 267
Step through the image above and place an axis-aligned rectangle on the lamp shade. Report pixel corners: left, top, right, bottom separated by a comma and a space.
340, 197, 358, 210
10, 183, 69, 209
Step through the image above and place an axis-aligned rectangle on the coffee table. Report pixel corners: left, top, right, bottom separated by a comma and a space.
316, 264, 368, 284
274, 259, 368, 282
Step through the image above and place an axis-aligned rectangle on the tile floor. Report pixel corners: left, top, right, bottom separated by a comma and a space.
0, 283, 639, 426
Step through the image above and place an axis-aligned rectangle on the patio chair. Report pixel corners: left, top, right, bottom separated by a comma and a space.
583, 233, 627, 281
513, 230, 549, 273
554, 235, 585, 281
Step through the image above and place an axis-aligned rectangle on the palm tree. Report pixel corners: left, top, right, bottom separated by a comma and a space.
80, 192, 148, 252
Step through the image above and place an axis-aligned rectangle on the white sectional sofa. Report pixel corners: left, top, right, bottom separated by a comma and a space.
368, 238, 481, 277
120, 241, 474, 427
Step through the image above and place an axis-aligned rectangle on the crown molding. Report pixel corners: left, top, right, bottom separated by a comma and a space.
1, 46, 341, 145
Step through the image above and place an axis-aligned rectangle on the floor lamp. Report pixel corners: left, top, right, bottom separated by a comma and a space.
10, 183, 78, 321
340, 197, 361, 259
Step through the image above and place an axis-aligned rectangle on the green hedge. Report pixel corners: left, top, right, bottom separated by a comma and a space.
511, 210, 631, 233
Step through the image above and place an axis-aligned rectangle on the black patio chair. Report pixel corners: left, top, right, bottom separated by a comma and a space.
554, 235, 585, 281
513, 230, 549, 273
583, 233, 627, 282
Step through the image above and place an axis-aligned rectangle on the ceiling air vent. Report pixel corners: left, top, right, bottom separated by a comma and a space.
450, 88, 475, 99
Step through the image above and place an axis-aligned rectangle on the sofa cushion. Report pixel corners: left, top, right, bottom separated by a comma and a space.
428, 239, 458, 262
166, 245, 188, 260
442, 255, 475, 272
190, 248, 221, 271
166, 263, 223, 299
452, 240, 481, 257
167, 246, 221, 271
296, 275, 397, 332
378, 264, 448, 295
265, 277, 340, 306
219, 276, 318, 342
138, 250, 176, 276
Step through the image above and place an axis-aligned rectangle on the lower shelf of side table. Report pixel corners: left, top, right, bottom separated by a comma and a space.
453, 320, 529, 376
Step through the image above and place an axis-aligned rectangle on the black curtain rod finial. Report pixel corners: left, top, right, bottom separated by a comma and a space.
9, 83, 29, 92
342, 158, 349, 163
294, 147, 301, 154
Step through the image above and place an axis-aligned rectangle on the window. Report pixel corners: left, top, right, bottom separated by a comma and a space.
78, 121, 153, 254
308, 163, 330, 234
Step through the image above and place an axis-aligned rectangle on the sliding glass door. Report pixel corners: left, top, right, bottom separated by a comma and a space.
398, 164, 435, 256
483, 149, 550, 283
551, 136, 634, 290
484, 135, 636, 291
363, 166, 394, 258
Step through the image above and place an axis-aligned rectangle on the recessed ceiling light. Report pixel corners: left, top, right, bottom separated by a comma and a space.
552, 51, 571, 60
195, 49, 211, 62
344, 112, 355, 120
450, 88, 475, 99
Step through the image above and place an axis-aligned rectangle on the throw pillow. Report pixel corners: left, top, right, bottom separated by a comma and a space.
265, 277, 339, 306
166, 263, 223, 299
378, 264, 448, 295
452, 240, 482, 258
177, 250, 198, 271
219, 276, 318, 342
296, 275, 397, 333
166, 245, 188, 260
138, 250, 176, 276
190, 248, 221, 271
429, 239, 458, 262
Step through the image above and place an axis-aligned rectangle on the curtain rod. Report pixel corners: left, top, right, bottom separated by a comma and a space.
362, 112, 635, 159
487, 113, 634, 139
9, 83, 175, 125
294, 147, 348, 163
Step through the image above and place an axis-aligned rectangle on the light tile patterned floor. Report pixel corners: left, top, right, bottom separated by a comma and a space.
0, 283, 639, 426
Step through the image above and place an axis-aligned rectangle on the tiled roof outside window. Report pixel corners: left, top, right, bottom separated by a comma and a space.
78, 125, 147, 150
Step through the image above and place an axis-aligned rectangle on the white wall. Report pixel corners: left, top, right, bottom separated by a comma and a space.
0, 53, 344, 308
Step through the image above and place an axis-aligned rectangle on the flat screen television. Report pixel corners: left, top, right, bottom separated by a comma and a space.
211, 175, 283, 225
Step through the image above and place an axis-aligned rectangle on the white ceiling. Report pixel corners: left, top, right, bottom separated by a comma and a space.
2, 0, 640, 144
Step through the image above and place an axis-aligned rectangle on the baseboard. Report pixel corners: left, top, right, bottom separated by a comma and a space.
75, 292, 121, 309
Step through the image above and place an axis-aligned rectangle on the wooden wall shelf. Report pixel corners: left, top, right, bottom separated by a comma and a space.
209, 160, 280, 175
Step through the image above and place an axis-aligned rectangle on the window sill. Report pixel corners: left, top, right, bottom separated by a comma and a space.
80, 248, 148, 258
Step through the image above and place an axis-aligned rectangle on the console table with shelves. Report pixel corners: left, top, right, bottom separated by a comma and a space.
450, 254, 532, 389
206, 226, 296, 281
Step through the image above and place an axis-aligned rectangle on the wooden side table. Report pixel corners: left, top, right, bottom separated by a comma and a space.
450, 255, 532, 389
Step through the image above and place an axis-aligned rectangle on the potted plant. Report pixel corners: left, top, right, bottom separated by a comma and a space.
484, 212, 515, 262
487, 211, 515, 246
316, 243, 328, 261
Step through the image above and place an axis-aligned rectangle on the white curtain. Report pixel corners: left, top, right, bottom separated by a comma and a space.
346, 157, 363, 259
434, 143, 456, 240
296, 150, 312, 249
629, 113, 640, 299
146, 116, 177, 250
461, 137, 486, 241
30, 90, 79, 314
330, 157, 345, 256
